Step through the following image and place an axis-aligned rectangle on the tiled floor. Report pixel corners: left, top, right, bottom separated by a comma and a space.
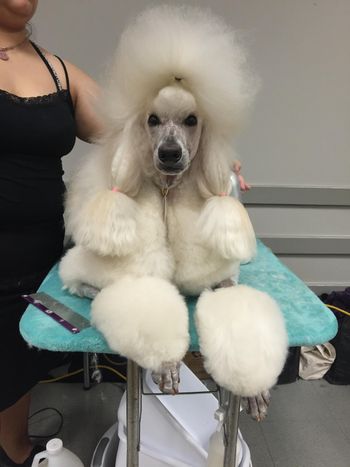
240, 380, 350, 467
30, 377, 350, 467
30, 381, 122, 467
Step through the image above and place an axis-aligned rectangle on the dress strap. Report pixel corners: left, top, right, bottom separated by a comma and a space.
54, 55, 74, 114
30, 41, 75, 114
30, 41, 61, 92
54, 56, 70, 94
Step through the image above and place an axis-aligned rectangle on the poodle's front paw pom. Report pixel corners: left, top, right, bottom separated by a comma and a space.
91, 276, 190, 370
242, 390, 271, 422
152, 361, 181, 394
196, 285, 288, 396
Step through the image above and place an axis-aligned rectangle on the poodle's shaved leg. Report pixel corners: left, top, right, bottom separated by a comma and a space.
78, 284, 100, 299
242, 390, 271, 422
215, 278, 236, 288
152, 362, 181, 394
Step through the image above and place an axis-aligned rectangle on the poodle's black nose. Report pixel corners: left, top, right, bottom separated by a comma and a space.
158, 143, 182, 164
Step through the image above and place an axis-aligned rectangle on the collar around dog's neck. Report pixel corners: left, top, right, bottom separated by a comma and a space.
155, 175, 179, 223
154, 174, 181, 192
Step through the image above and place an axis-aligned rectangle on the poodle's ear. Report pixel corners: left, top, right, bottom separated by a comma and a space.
110, 116, 144, 197
66, 117, 145, 257
195, 128, 257, 262
194, 128, 233, 199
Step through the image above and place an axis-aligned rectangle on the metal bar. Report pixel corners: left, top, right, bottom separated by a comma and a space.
243, 186, 350, 207
141, 371, 219, 395
126, 359, 140, 467
260, 236, 350, 256
83, 352, 91, 390
142, 389, 219, 396
223, 393, 241, 467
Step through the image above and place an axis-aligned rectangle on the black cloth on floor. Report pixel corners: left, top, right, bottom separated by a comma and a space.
321, 288, 350, 385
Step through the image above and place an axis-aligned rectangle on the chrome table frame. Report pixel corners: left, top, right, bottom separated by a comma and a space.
125, 360, 241, 467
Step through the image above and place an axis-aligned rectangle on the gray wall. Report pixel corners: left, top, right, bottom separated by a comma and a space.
33, 0, 350, 289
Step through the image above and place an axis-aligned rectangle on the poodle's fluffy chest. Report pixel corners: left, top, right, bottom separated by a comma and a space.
131, 180, 239, 295
61, 180, 239, 297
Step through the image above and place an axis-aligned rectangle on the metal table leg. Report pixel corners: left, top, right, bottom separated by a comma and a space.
223, 392, 241, 467
126, 359, 141, 467
83, 352, 91, 390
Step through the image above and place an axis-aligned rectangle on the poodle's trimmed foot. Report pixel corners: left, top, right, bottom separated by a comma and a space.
77, 284, 100, 299
242, 390, 271, 422
214, 277, 237, 289
151, 361, 181, 394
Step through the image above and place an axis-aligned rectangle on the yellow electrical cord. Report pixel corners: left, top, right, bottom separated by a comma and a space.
103, 353, 127, 366
40, 368, 84, 383
326, 304, 350, 318
40, 364, 127, 384
97, 364, 127, 381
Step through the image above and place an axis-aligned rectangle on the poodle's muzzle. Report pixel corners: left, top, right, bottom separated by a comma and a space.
157, 138, 186, 174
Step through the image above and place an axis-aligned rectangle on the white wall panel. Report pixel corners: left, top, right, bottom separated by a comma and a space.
247, 207, 350, 237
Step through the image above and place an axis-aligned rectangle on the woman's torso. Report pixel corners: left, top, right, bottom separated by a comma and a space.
0, 41, 76, 280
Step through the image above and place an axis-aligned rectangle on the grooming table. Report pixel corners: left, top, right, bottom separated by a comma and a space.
20, 241, 337, 466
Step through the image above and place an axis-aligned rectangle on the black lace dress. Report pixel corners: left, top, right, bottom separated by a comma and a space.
0, 42, 76, 410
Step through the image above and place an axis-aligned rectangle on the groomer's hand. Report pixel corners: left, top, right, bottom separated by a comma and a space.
233, 160, 251, 192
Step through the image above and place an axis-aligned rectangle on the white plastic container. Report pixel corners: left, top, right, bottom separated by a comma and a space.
31, 438, 84, 467
207, 430, 225, 467
230, 172, 241, 200
115, 363, 251, 466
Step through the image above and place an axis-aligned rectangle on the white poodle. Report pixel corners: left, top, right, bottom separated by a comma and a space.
59, 5, 288, 413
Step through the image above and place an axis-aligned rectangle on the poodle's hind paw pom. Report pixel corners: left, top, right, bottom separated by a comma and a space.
151, 361, 181, 394
242, 390, 271, 422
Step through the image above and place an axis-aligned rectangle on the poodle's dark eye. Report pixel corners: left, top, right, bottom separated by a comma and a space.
184, 115, 198, 127
147, 114, 161, 127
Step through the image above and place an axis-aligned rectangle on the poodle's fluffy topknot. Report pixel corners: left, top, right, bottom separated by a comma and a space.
102, 5, 258, 134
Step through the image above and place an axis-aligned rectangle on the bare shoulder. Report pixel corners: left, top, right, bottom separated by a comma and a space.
61, 60, 99, 100
43, 51, 99, 102
39, 49, 102, 141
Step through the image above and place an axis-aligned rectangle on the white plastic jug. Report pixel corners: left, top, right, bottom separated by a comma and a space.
31, 438, 84, 467
207, 430, 225, 466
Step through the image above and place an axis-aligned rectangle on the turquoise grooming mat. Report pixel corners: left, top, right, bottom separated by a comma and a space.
20, 241, 338, 353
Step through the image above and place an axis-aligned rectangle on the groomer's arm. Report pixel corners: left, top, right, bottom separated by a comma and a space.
65, 61, 103, 142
